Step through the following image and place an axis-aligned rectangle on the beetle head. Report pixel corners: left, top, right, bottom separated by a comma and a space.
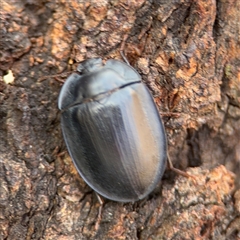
77, 58, 102, 73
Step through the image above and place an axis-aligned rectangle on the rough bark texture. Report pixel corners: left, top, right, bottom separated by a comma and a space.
0, 0, 239, 239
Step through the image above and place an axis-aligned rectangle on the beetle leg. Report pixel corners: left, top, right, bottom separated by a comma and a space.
95, 193, 104, 231
167, 153, 197, 183
160, 112, 180, 117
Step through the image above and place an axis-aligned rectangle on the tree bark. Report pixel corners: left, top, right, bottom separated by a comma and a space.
0, 0, 239, 239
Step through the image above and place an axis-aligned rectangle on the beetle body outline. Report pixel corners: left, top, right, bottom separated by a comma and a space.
58, 58, 167, 202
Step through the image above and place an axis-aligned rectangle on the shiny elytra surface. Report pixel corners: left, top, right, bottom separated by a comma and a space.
58, 59, 167, 202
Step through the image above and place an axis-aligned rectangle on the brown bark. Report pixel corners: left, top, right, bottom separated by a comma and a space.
0, 0, 239, 239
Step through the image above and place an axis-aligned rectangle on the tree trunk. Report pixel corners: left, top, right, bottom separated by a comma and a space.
0, 0, 239, 239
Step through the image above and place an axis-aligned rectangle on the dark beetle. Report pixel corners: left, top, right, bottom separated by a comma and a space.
58, 58, 167, 202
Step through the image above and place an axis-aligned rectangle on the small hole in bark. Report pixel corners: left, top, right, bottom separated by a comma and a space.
168, 57, 173, 64
200, 223, 208, 236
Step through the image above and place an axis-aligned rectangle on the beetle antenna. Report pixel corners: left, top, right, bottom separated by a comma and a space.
120, 33, 130, 65
120, 50, 130, 65
38, 71, 73, 82
95, 193, 104, 231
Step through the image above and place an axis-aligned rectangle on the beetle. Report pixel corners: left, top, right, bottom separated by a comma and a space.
58, 58, 167, 202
